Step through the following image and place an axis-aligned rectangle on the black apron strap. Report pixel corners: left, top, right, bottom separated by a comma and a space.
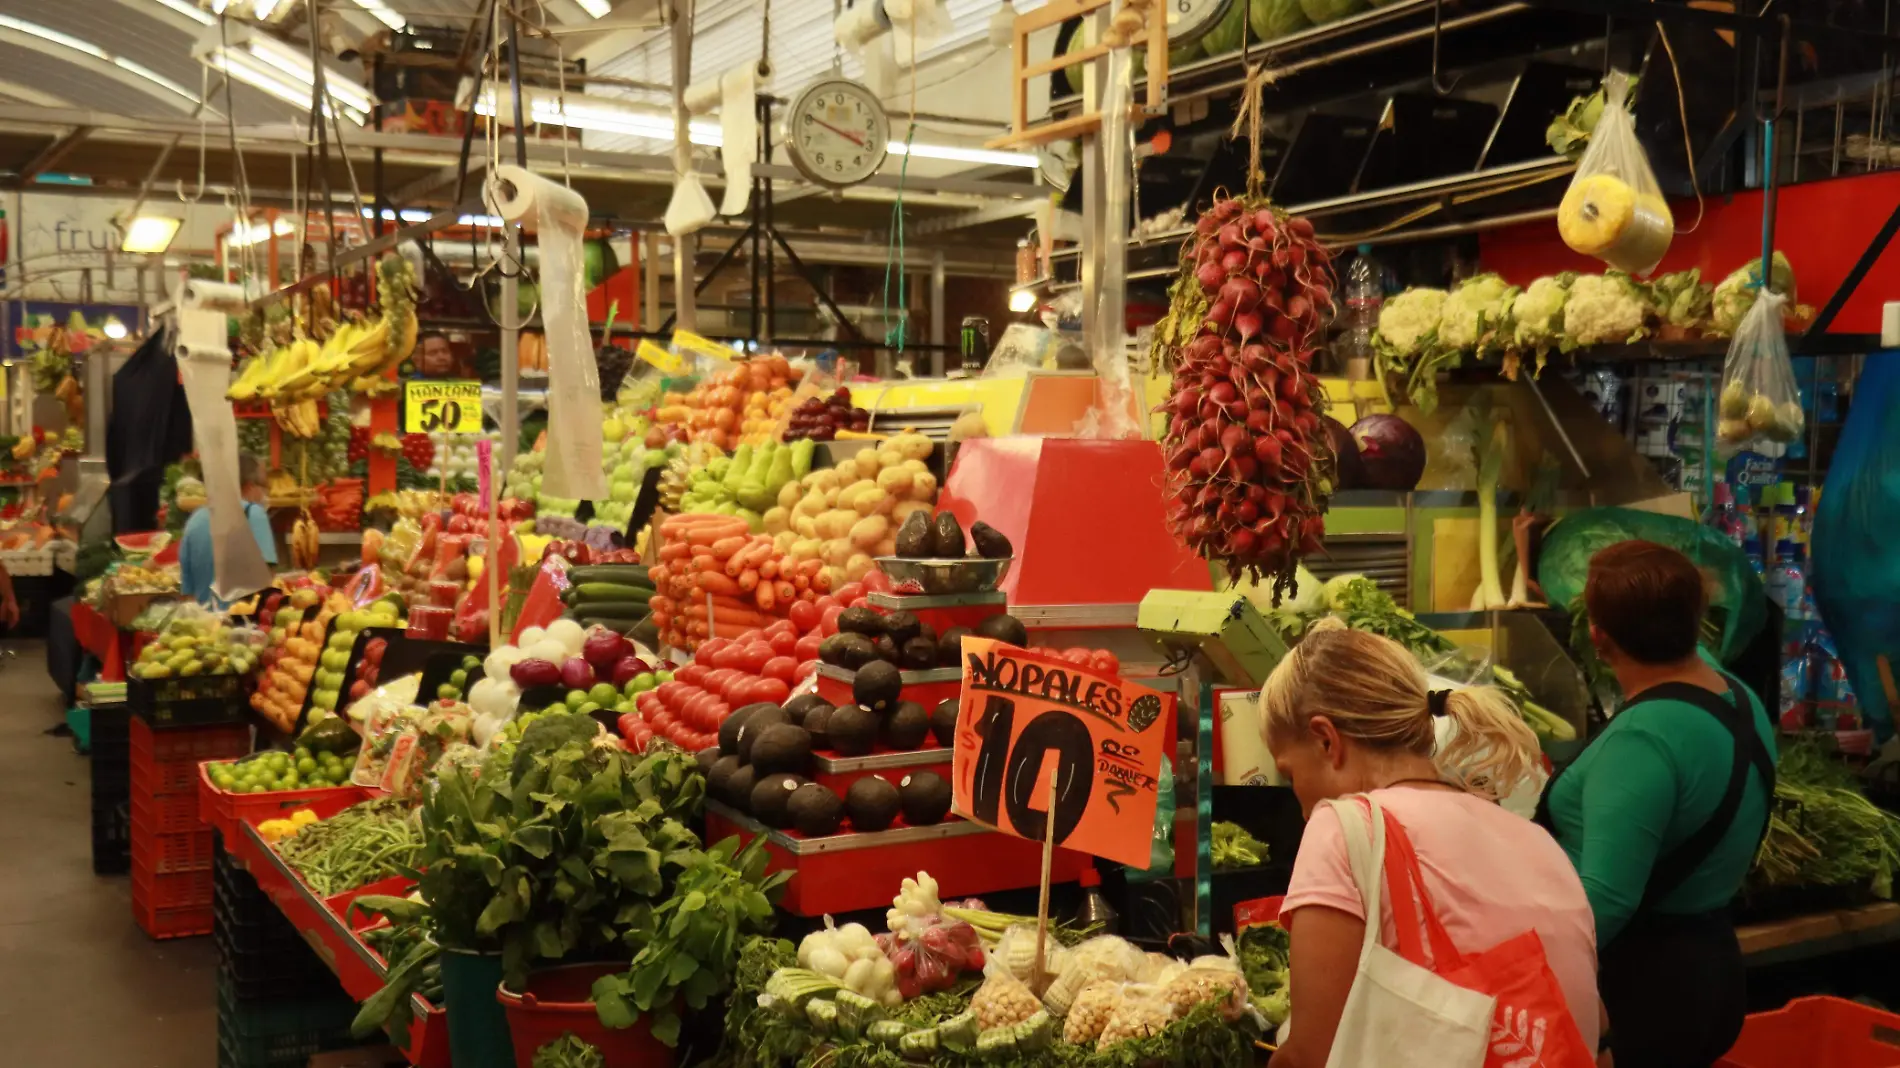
1625, 677, 1776, 910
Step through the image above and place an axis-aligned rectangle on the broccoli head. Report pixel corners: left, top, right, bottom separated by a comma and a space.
510, 712, 604, 781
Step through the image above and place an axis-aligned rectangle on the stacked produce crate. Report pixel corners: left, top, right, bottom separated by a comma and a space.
213, 847, 369, 1068
89, 703, 131, 875
129, 715, 249, 937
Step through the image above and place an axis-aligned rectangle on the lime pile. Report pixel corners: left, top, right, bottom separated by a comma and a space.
207, 746, 354, 793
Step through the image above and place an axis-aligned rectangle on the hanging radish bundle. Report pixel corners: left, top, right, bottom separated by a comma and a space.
1152, 195, 1338, 600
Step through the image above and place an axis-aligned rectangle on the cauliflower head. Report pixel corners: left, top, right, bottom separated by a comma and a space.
1374, 288, 1447, 360
1563, 272, 1650, 346
1712, 252, 1795, 335
1511, 275, 1573, 349
1437, 274, 1520, 355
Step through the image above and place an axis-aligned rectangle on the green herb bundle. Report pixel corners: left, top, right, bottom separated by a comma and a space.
1752, 740, 1900, 897
1211, 822, 1269, 870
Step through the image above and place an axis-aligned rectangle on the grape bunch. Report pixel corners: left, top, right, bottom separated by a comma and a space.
596, 345, 634, 401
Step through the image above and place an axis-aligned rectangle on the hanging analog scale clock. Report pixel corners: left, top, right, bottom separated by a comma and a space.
784, 78, 891, 188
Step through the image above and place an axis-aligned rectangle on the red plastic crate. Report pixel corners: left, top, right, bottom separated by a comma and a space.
131, 828, 216, 874
1718, 997, 1900, 1068
198, 761, 366, 843
131, 789, 203, 835
132, 864, 215, 909
134, 898, 213, 939
132, 756, 204, 796
131, 716, 250, 761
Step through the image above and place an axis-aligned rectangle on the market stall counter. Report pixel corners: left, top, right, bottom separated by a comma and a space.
219, 796, 449, 1068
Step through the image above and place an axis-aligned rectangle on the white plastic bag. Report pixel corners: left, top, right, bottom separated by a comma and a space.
1716, 288, 1804, 456
1557, 70, 1673, 275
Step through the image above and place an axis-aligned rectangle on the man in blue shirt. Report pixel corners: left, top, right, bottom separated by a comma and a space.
179, 453, 278, 605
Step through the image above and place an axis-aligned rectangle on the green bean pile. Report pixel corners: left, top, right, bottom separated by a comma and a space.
276, 798, 424, 895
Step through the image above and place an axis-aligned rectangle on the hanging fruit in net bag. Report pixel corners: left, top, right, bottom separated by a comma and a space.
1151, 193, 1339, 600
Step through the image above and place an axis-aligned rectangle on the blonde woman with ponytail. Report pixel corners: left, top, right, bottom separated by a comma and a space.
1262, 619, 1600, 1068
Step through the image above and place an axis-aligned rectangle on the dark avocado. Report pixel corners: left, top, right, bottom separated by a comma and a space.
782, 693, 831, 729
845, 776, 902, 832
787, 783, 845, 836
871, 635, 899, 664
837, 606, 886, 638
721, 702, 779, 753
898, 771, 953, 825
695, 747, 722, 774
932, 513, 967, 558
882, 701, 930, 750
894, 510, 934, 559
969, 520, 1013, 559
826, 632, 877, 670
853, 660, 903, 714
900, 637, 937, 669
973, 613, 1029, 648
749, 724, 813, 775
723, 764, 758, 810
936, 627, 972, 666
706, 755, 742, 799
826, 703, 879, 756
734, 707, 789, 764
930, 698, 959, 747
750, 773, 807, 828
804, 703, 834, 749
914, 621, 938, 645
883, 610, 922, 647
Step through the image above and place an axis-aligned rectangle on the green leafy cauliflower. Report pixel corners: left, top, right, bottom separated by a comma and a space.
1510, 274, 1575, 354
1562, 272, 1652, 346
1437, 273, 1520, 359
1649, 268, 1714, 330
1711, 252, 1795, 336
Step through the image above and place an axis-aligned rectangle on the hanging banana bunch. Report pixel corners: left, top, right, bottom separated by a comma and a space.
289, 510, 321, 569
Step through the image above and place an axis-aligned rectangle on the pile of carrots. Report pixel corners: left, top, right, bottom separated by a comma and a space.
646, 512, 834, 649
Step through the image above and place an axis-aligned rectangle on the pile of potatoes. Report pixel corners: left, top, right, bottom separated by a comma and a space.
762, 431, 938, 588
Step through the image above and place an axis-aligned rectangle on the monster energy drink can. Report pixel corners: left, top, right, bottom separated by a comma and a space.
959, 315, 990, 368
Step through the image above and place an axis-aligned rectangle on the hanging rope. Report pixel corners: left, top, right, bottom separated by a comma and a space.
1227, 64, 1277, 200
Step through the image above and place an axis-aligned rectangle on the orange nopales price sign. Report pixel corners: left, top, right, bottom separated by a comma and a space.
951, 637, 1175, 869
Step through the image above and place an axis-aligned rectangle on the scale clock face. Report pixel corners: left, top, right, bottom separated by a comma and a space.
785, 78, 890, 188
1168, 0, 1230, 47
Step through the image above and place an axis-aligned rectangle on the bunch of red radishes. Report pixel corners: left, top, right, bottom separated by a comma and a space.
1158, 196, 1338, 591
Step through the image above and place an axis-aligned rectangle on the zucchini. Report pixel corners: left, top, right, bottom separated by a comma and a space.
561, 581, 655, 606
628, 617, 659, 646
567, 564, 650, 586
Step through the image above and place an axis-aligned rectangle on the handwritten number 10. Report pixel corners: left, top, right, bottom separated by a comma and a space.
970, 695, 1092, 845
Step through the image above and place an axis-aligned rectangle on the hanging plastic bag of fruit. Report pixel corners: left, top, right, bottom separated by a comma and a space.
1715, 288, 1804, 456
1556, 70, 1673, 275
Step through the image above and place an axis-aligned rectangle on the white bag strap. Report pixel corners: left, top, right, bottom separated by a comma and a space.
1325, 795, 1387, 957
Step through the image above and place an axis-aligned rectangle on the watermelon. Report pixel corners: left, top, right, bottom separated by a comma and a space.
1201, 0, 1248, 56
1298, 0, 1366, 26
1250, 0, 1310, 41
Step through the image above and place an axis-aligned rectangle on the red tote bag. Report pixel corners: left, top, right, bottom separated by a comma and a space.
1378, 806, 1595, 1068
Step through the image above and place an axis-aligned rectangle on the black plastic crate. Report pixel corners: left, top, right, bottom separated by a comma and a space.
91, 705, 131, 795
215, 923, 343, 1001
129, 674, 249, 728
215, 974, 365, 1068
91, 794, 131, 875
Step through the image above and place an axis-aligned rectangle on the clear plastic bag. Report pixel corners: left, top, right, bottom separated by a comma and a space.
1042, 935, 1146, 1015
1557, 70, 1673, 275
1716, 288, 1803, 456
988, 924, 1070, 986
1062, 980, 1125, 1045
971, 968, 1042, 1031
1162, 938, 1251, 1022
1096, 982, 1173, 1050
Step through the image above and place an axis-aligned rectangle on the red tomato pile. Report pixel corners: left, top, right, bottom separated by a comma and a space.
620, 572, 894, 752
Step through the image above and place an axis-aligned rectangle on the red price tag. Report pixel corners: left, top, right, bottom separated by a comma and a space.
950, 637, 1174, 868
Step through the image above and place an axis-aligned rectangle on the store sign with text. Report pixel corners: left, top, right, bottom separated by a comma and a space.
403, 380, 483, 434
951, 637, 1174, 868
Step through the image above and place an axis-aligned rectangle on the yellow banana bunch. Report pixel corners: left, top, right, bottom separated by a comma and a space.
273, 398, 321, 438
289, 514, 321, 569
341, 319, 391, 376
228, 354, 270, 401
261, 338, 321, 400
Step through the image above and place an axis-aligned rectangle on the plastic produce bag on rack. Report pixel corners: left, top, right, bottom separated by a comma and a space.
1557, 70, 1673, 275
1811, 349, 1900, 738
1716, 288, 1804, 456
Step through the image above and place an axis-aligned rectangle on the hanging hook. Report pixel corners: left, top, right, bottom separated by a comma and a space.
1429, 0, 1459, 95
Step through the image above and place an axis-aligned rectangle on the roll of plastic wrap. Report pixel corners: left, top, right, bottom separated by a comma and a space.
1557, 174, 1673, 275
685, 63, 766, 216
490, 165, 607, 502
172, 280, 272, 600
835, 2, 897, 96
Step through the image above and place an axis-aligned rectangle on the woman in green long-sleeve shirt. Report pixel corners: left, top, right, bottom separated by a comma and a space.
1536, 540, 1776, 1068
